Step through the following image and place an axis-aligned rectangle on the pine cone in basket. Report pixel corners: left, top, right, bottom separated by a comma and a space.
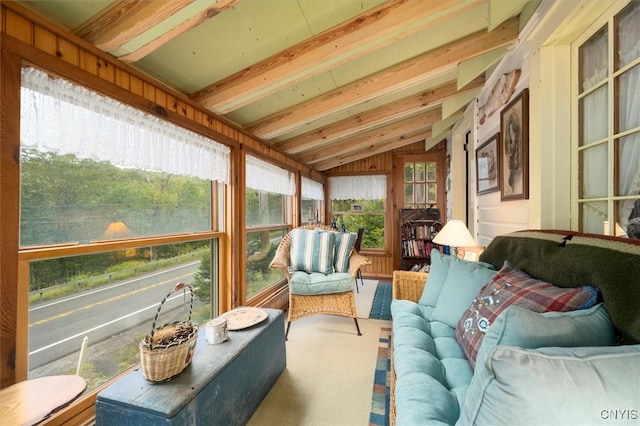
152, 322, 195, 346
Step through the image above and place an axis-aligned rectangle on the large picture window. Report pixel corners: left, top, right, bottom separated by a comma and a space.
575, 1, 640, 237
245, 156, 294, 299
301, 176, 324, 225
20, 150, 214, 245
20, 67, 227, 392
330, 175, 387, 249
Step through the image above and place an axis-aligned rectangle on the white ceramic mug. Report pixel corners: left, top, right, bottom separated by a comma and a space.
205, 317, 228, 344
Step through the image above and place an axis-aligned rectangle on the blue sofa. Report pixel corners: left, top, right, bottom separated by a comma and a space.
390, 230, 640, 425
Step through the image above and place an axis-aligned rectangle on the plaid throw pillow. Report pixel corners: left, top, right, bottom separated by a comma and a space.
289, 229, 336, 275
455, 260, 599, 368
334, 232, 357, 273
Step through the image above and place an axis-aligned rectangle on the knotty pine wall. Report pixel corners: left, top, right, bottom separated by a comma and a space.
0, 2, 324, 388
0, 3, 442, 391
325, 141, 442, 279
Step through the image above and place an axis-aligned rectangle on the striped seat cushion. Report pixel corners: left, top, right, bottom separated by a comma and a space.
290, 229, 336, 274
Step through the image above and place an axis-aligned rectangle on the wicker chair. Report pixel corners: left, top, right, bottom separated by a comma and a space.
269, 224, 372, 339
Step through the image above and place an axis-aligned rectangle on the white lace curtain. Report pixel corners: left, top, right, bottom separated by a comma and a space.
329, 175, 387, 200
302, 176, 324, 200
246, 155, 295, 195
581, 28, 608, 217
617, 4, 640, 228
582, 4, 640, 231
20, 67, 230, 183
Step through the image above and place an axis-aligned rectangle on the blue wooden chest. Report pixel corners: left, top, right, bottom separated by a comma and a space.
96, 308, 286, 425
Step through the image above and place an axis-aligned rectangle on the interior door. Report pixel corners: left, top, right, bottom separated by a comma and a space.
394, 151, 446, 268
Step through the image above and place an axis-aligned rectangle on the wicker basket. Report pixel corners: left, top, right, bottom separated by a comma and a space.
139, 282, 198, 382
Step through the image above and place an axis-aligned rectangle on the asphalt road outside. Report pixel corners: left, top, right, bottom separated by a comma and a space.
28, 261, 201, 370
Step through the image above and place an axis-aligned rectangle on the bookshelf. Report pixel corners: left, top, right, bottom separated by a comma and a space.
400, 208, 442, 271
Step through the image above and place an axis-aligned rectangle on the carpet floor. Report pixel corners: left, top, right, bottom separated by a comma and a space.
247, 280, 393, 425
369, 326, 392, 426
247, 316, 392, 425
355, 279, 380, 318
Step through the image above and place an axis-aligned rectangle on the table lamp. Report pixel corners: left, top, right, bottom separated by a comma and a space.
432, 220, 475, 256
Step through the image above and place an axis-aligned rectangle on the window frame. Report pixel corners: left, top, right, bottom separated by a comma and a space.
244, 196, 293, 303
329, 173, 391, 253
330, 197, 386, 250
5, 61, 232, 419
242, 154, 296, 305
402, 158, 440, 209
572, 0, 640, 235
395, 154, 445, 215
301, 175, 325, 226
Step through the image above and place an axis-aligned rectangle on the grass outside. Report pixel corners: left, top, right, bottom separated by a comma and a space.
29, 252, 204, 305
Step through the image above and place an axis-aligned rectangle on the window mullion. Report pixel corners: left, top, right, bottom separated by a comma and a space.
607, 14, 616, 231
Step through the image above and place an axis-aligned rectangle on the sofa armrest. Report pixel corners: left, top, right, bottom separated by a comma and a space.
392, 270, 428, 303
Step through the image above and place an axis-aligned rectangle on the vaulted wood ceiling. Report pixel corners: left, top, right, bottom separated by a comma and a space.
17, 0, 539, 171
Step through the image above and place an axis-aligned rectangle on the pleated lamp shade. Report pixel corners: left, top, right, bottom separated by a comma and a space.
432, 220, 475, 248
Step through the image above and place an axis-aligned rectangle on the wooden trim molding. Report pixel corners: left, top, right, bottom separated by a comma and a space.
1, 47, 23, 388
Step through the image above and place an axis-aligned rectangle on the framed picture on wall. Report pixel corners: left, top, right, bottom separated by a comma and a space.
476, 133, 500, 194
499, 88, 529, 201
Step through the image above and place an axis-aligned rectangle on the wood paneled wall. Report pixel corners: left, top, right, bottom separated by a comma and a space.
324, 141, 436, 279
0, 1, 322, 389
0, 0, 443, 393
1, 3, 323, 181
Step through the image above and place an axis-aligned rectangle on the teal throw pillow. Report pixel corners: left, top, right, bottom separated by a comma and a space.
458, 345, 640, 426
289, 229, 336, 274
334, 231, 357, 273
474, 303, 616, 369
430, 256, 497, 328
418, 249, 451, 306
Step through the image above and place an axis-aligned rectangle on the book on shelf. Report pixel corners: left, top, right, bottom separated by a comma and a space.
401, 222, 438, 240
402, 240, 434, 257
409, 263, 430, 272
399, 208, 441, 270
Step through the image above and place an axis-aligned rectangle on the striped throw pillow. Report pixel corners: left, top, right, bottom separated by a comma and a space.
334, 232, 357, 273
290, 229, 336, 274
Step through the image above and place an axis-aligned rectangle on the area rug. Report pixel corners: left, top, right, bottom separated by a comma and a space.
356, 279, 380, 318
369, 282, 392, 320
369, 326, 392, 426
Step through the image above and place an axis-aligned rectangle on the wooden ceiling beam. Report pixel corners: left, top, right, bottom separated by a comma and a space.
119, 0, 239, 63
190, 0, 477, 113
442, 88, 481, 119
295, 110, 441, 165
246, 17, 519, 140
489, 0, 528, 31
457, 46, 509, 89
75, 0, 193, 52
276, 76, 485, 155
313, 129, 431, 171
